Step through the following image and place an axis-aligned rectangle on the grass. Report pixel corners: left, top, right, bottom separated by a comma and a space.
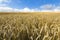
0, 12, 60, 40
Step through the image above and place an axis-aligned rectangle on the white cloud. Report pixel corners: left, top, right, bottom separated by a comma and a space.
54, 7, 60, 12
0, 7, 21, 12
0, 0, 37, 12
20, 7, 41, 12
0, 4, 60, 12
0, 0, 11, 7
0, 0, 10, 3
40, 4, 55, 10
20, 7, 35, 12
0, 7, 39, 12
0, 0, 60, 12
40, 4, 60, 12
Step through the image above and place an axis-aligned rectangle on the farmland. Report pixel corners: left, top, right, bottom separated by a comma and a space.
0, 12, 60, 40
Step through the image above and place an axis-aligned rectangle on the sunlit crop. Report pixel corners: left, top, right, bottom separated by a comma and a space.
0, 12, 60, 40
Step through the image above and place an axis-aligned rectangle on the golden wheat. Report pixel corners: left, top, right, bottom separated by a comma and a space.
0, 12, 60, 40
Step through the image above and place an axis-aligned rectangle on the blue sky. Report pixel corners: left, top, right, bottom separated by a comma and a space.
0, 0, 60, 12
8, 0, 60, 9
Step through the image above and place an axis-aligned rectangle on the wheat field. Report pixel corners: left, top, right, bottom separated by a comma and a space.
0, 12, 60, 40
